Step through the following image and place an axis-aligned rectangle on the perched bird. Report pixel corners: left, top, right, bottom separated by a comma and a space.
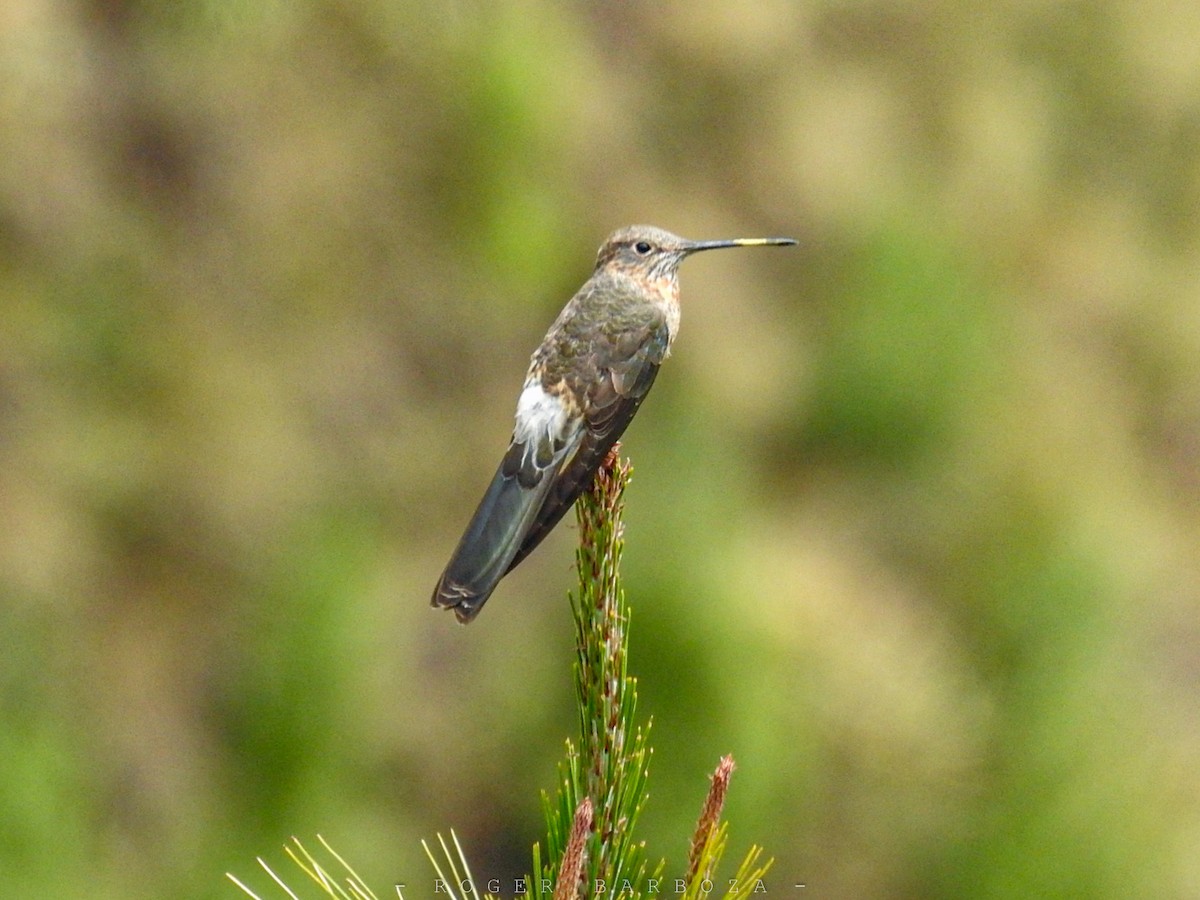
432, 224, 797, 622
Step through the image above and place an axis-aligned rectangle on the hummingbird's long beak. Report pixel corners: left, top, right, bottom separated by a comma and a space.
683, 236, 798, 253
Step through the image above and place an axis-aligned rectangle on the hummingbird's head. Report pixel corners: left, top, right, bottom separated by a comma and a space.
596, 225, 797, 281
596, 225, 693, 280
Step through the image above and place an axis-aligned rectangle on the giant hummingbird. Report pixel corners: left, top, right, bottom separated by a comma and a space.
432, 224, 797, 622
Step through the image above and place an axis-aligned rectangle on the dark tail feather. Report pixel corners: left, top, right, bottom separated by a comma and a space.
432, 448, 556, 623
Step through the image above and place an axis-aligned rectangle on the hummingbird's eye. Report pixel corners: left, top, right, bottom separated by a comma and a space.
634, 241, 652, 255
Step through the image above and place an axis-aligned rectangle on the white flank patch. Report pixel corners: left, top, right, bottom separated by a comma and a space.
514, 381, 569, 449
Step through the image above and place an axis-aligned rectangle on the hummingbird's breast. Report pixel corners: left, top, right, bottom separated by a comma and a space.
644, 273, 681, 339
600, 268, 680, 340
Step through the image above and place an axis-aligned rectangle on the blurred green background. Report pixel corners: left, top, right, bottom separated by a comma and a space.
2, 1, 1199, 897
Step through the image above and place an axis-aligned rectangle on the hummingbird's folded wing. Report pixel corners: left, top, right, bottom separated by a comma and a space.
504, 313, 670, 574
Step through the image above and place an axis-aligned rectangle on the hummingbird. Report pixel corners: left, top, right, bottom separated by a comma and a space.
432, 224, 797, 622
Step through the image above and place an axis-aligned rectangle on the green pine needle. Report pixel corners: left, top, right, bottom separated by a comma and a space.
537, 451, 656, 897
226, 835, 378, 900
228, 450, 772, 899
419, 831, 500, 900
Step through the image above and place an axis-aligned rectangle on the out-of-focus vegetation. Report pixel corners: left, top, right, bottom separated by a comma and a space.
2, 1, 1199, 897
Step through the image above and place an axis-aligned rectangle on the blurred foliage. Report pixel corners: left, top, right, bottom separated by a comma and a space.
2, 0, 1200, 897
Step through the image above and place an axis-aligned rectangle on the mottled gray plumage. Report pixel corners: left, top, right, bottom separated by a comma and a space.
432, 225, 796, 622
